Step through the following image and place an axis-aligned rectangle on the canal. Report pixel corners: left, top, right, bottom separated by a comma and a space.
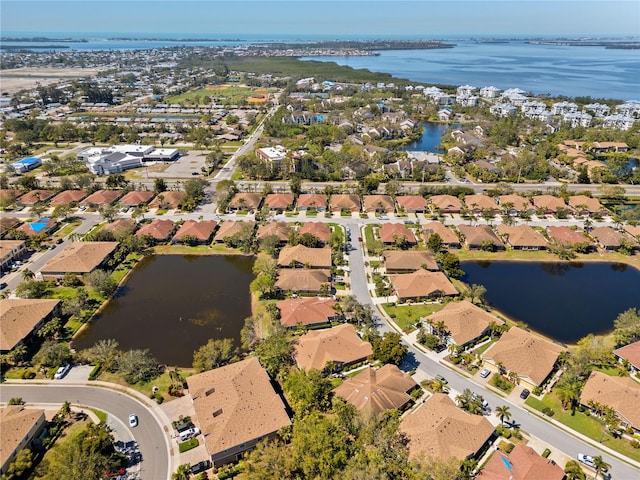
461, 261, 640, 344
74, 254, 255, 367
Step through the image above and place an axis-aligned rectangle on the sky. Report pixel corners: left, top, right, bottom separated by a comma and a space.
1, 0, 639, 37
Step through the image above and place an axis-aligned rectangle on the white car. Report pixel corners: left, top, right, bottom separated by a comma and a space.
479, 367, 491, 378
577, 453, 595, 468
54, 364, 71, 379
129, 414, 138, 428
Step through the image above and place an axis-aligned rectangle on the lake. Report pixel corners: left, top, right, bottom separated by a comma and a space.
73, 254, 255, 367
402, 122, 460, 153
461, 261, 640, 344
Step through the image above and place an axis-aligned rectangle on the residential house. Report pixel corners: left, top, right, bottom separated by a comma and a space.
15, 218, 57, 238
81, 189, 122, 206
422, 221, 461, 248
399, 393, 494, 461
186, 357, 291, 467
429, 195, 462, 214
482, 327, 567, 388
476, 444, 564, 480
383, 250, 438, 272
227, 192, 262, 213
457, 225, 505, 250
495, 225, 547, 250
136, 219, 175, 242
213, 221, 255, 243
425, 300, 504, 348
101, 219, 137, 238
274, 269, 331, 294
39, 242, 119, 279
614, 341, 640, 374
256, 221, 291, 243
0, 407, 47, 474
17, 190, 56, 205
278, 245, 332, 269
294, 324, 373, 371
276, 297, 339, 328
531, 195, 567, 215
172, 220, 217, 244
0, 240, 26, 271
590, 226, 634, 251
568, 195, 605, 216
378, 223, 417, 245
547, 226, 593, 249
333, 365, 417, 417
0, 298, 60, 353
264, 193, 295, 213
625, 224, 640, 240
363, 195, 395, 213
580, 371, 640, 432
298, 222, 331, 244
297, 193, 327, 212
149, 191, 186, 210
464, 194, 498, 214
0, 217, 22, 238
118, 190, 155, 207
497, 195, 533, 215
330, 194, 361, 213
49, 190, 88, 205
389, 269, 457, 301
395, 195, 428, 213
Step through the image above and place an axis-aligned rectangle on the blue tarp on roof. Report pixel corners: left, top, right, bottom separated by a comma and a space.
15, 157, 40, 166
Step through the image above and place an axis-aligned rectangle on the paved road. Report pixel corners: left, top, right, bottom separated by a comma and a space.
0, 384, 169, 480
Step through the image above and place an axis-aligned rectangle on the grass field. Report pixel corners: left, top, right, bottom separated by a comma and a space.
382, 303, 445, 332
165, 85, 276, 106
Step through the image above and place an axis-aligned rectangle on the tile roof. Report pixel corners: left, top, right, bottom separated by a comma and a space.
295, 324, 373, 371
278, 245, 332, 268
457, 225, 504, 249
298, 222, 331, 242
422, 221, 460, 246
186, 358, 291, 459
333, 364, 417, 416
624, 224, 640, 239
276, 297, 337, 327
547, 226, 591, 247
0, 407, 46, 468
400, 393, 494, 461
464, 194, 497, 211
49, 190, 88, 205
136, 219, 175, 240
16, 218, 57, 237
101, 218, 137, 236
17, 189, 56, 204
483, 327, 566, 386
81, 189, 122, 205
172, 220, 217, 242
532, 195, 567, 212
264, 193, 295, 210
378, 223, 417, 244
0, 299, 60, 351
568, 195, 604, 212
497, 195, 532, 212
614, 341, 640, 370
0, 240, 26, 259
580, 371, 640, 429
0, 217, 22, 234
476, 444, 564, 480
275, 269, 330, 292
495, 225, 547, 249
213, 221, 255, 242
330, 194, 361, 212
297, 193, 327, 209
383, 250, 438, 271
425, 300, 504, 346
429, 195, 462, 213
118, 190, 155, 206
40, 242, 119, 275
149, 191, 186, 209
228, 192, 262, 210
395, 195, 428, 212
389, 269, 458, 300
590, 226, 633, 249
256, 221, 291, 242
363, 195, 395, 212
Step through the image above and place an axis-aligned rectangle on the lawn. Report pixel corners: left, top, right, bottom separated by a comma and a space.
54, 219, 82, 237
363, 224, 377, 247
30, 419, 91, 478
471, 337, 498, 356
153, 244, 244, 255
98, 367, 196, 402
165, 85, 276, 106
382, 303, 445, 333
526, 392, 640, 462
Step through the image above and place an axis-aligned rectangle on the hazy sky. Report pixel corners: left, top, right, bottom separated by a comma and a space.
2, 0, 639, 37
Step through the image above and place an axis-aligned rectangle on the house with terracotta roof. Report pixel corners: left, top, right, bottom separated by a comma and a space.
275, 269, 331, 294
531, 195, 567, 214
0, 240, 26, 271
294, 323, 373, 371
425, 300, 504, 348
17, 190, 56, 205
0, 299, 60, 353
172, 220, 217, 244
568, 195, 606, 216
457, 225, 505, 250
0, 217, 22, 238
482, 327, 567, 388
580, 371, 640, 432
389, 269, 457, 301
39, 242, 119, 279
464, 194, 497, 214
101, 219, 137, 238
149, 190, 186, 210
330, 194, 361, 213
278, 245, 332, 269
276, 297, 338, 328
547, 226, 593, 249
422, 221, 461, 248
590, 226, 635, 251
378, 223, 417, 245
614, 340, 640, 374
363, 195, 395, 213
298, 222, 331, 244
0, 407, 47, 474
297, 193, 328, 212
15, 218, 58, 238
399, 393, 494, 461
495, 225, 547, 250
213, 221, 255, 243
186, 357, 291, 466
256, 221, 291, 243
624, 224, 640, 240
333, 364, 418, 417
383, 250, 438, 272
264, 193, 295, 213
136, 219, 175, 242
227, 192, 262, 212
429, 194, 462, 214
118, 190, 155, 206
497, 195, 532, 215
49, 190, 87, 205
81, 189, 122, 205
476, 444, 564, 480
396, 195, 428, 213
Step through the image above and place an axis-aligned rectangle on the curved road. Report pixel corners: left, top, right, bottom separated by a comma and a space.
0, 384, 169, 480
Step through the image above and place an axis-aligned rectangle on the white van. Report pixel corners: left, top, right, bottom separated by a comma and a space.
179, 427, 200, 442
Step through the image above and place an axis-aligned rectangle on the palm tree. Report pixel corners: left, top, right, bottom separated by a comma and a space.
593, 455, 611, 480
21, 269, 35, 281
171, 463, 191, 480
495, 405, 511, 426
563, 460, 586, 480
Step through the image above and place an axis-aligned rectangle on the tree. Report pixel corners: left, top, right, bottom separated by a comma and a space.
15, 279, 51, 299
5, 448, 33, 479
372, 332, 408, 365
154, 177, 168, 194
105, 174, 128, 189
115, 349, 160, 384
250, 274, 276, 299
495, 405, 511, 426
37, 317, 63, 340
33, 339, 71, 368
192, 338, 239, 372
253, 329, 293, 378
613, 307, 640, 346
593, 455, 611, 480
465, 284, 486, 304
98, 203, 118, 223
436, 251, 464, 278
426, 232, 443, 253
21, 268, 35, 281
79, 339, 121, 372
242, 439, 294, 479
171, 463, 192, 480
564, 460, 586, 480
284, 368, 333, 416
83, 269, 117, 297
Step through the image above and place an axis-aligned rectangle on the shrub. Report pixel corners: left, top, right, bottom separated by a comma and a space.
88, 363, 102, 381
496, 425, 512, 439
490, 374, 514, 393
630, 439, 640, 449
154, 392, 164, 404
21, 369, 35, 379
542, 448, 551, 458
542, 407, 555, 417
532, 386, 543, 396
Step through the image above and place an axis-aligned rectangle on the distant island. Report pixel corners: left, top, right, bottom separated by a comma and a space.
1, 37, 86, 43
528, 40, 640, 49
107, 37, 247, 42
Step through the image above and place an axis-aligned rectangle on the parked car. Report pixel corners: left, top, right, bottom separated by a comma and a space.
520, 388, 530, 399
0, 282, 7, 290
54, 364, 71, 379
479, 367, 491, 378
577, 453, 595, 468
435, 374, 448, 384
379, 215, 389, 220
190, 460, 212, 475
128, 414, 138, 428
179, 427, 201, 441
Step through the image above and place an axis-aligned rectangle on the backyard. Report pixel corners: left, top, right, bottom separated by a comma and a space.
382, 302, 445, 333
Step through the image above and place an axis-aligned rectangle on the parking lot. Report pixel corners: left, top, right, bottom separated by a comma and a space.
144, 150, 210, 179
